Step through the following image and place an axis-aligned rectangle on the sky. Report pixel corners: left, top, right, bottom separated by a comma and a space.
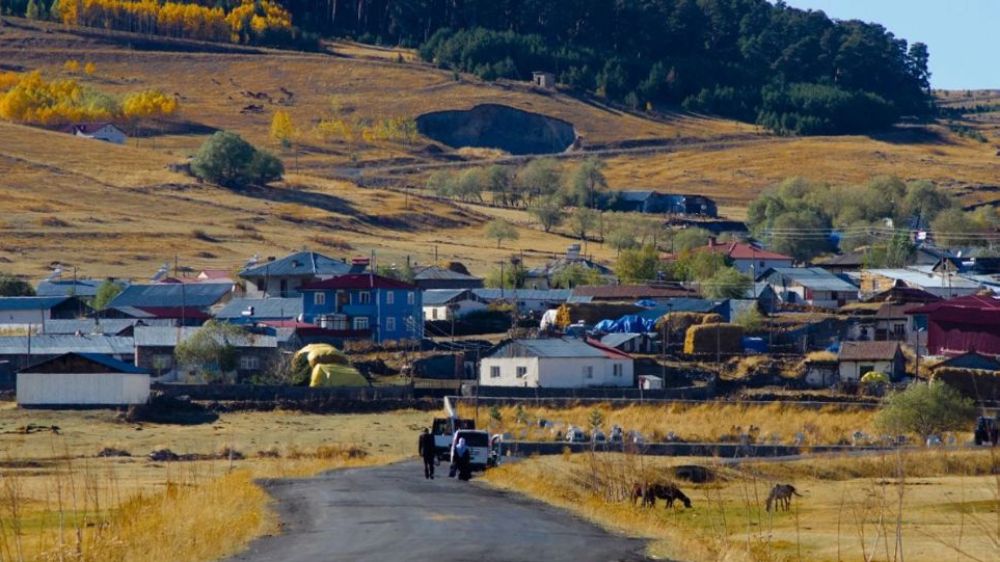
782, 0, 999, 90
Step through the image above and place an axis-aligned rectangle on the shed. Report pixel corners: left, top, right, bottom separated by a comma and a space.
17, 352, 149, 407
532, 71, 556, 89
837, 341, 905, 382
600, 332, 658, 354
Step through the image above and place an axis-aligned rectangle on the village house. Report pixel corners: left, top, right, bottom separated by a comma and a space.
695, 238, 794, 276
107, 282, 232, 320
837, 341, 906, 382
412, 264, 483, 290
133, 326, 279, 380
61, 122, 127, 144
932, 350, 1000, 372
0, 334, 135, 388
422, 289, 488, 322
35, 278, 128, 298
299, 273, 423, 344
860, 268, 982, 299
610, 191, 718, 217
479, 338, 634, 388
759, 267, 858, 308
0, 296, 91, 329
906, 294, 1000, 357
42, 318, 173, 336
17, 352, 149, 408
239, 251, 359, 299
524, 245, 616, 289
472, 288, 572, 314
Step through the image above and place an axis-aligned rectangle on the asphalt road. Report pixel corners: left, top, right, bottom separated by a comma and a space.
226, 461, 649, 562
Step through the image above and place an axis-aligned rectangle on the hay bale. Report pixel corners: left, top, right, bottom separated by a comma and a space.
683, 323, 744, 356
933, 368, 1000, 401
656, 312, 712, 338
701, 313, 724, 324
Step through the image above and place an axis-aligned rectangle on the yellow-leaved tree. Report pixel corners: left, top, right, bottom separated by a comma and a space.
269, 110, 294, 147
122, 89, 179, 142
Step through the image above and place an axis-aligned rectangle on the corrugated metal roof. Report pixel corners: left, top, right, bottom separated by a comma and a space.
599, 333, 645, 348
421, 289, 471, 306
43, 318, 174, 335
0, 335, 134, 355
20, 352, 147, 374
110, 283, 232, 308
473, 289, 572, 302
489, 338, 607, 358
0, 297, 71, 311
765, 268, 858, 292
866, 268, 981, 290
240, 251, 351, 278
215, 298, 302, 320
35, 279, 117, 297
133, 326, 277, 348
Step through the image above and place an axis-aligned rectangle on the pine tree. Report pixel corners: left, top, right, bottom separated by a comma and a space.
25, 0, 40, 20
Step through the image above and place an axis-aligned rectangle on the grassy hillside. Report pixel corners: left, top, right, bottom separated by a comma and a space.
1, 18, 999, 279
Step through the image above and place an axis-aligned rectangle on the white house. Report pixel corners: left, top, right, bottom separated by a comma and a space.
62, 122, 127, 144
17, 353, 150, 407
480, 338, 634, 388
422, 289, 488, 321
837, 341, 905, 383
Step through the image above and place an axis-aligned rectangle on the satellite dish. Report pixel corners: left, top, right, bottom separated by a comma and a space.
151, 263, 169, 282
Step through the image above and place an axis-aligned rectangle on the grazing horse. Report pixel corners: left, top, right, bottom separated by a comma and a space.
633, 482, 692, 509
766, 484, 802, 512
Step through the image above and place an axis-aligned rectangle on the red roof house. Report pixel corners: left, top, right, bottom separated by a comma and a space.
662, 238, 793, 277
907, 294, 1000, 356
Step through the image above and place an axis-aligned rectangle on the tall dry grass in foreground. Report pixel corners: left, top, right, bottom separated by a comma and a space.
484, 449, 1000, 562
0, 445, 399, 562
459, 402, 880, 445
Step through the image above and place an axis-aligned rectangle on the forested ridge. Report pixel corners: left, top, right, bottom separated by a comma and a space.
5, 0, 933, 135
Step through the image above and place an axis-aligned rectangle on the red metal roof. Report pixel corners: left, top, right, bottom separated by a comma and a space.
300, 273, 416, 291
703, 240, 793, 261
585, 338, 633, 359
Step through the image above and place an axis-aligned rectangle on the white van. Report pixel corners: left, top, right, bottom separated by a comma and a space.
450, 429, 491, 471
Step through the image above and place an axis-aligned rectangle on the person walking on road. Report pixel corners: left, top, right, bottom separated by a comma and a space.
451, 437, 472, 481
418, 428, 436, 479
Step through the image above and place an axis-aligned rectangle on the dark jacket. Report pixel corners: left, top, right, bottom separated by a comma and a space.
418, 433, 436, 459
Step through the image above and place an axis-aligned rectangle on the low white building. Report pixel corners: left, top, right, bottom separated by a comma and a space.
480, 338, 634, 388
837, 341, 905, 382
62, 122, 128, 144
422, 289, 488, 321
17, 352, 150, 407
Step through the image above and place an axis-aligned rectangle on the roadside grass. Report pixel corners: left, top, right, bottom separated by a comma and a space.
457, 401, 882, 446
0, 407, 432, 561
483, 449, 1000, 562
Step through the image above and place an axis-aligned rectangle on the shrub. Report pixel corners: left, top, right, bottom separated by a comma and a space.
191, 132, 284, 188
875, 381, 976, 439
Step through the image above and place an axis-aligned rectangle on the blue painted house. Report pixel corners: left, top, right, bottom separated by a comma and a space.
300, 274, 423, 344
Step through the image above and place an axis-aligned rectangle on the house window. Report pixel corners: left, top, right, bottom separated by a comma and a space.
407, 292, 415, 305
613, 364, 623, 377
516, 366, 527, 378
405, 315, 415, 332
359, 292, 371, 305
385, 317, 396, 332
353, 317, 370, 330
240, 356, 261, 371
432, 308, 439, 320
386, 291, 394, 305
313, 293, 326, 306
152, 354, 173, 371
583, 366, 593, 379
860, 364, 874, 378
280, 279, 288, 297
490, 366, 501, 378
892, 323, 906, 339
256, 279, 265, 292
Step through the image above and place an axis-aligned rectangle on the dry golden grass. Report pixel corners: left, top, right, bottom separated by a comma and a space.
458, 401, 879, 446
485, 449, 1000, 562
0, 406, 432, 561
